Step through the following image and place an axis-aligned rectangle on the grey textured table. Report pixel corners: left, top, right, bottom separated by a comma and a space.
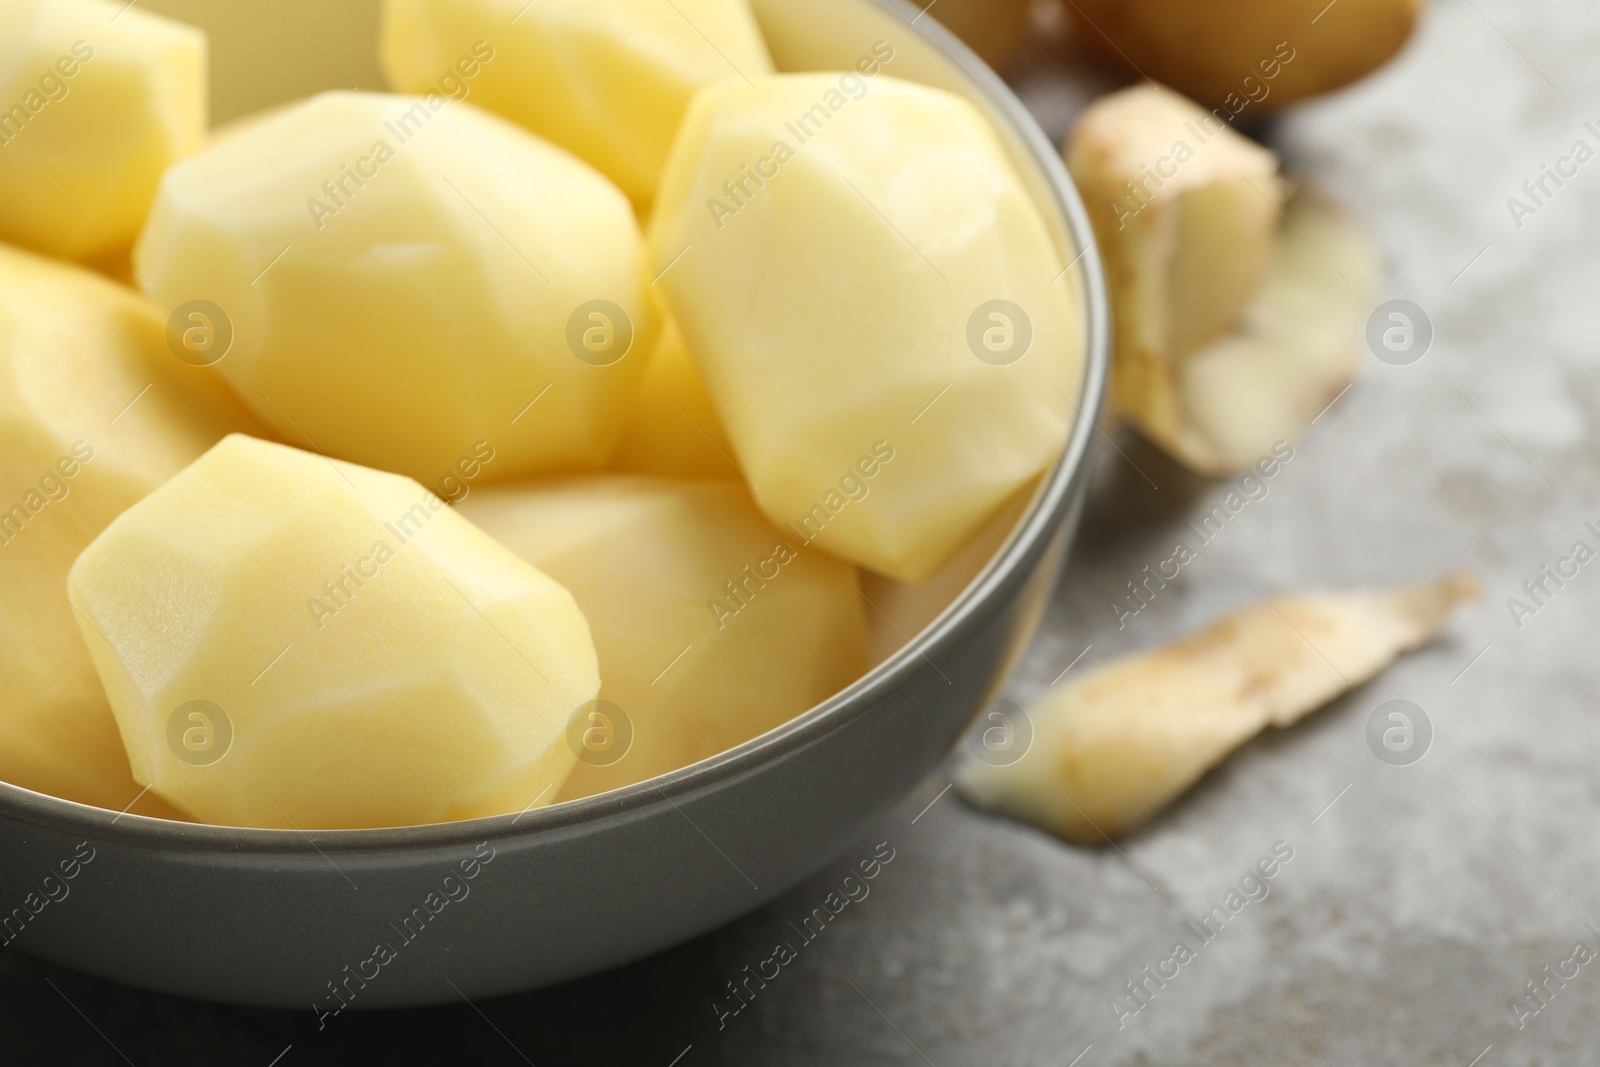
4, 1, 1593, 1063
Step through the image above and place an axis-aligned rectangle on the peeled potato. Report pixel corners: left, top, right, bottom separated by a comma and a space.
0, 0, 204, 273
380, 0, 774, 204
650, 73, 1082, 584
68, 435, 598, 829
458, 476, 869, 798
955, 573, 1478, 844
0, 245, 264, 812
610, 316, 742, 480
859, 478, 1037, 667
136, 91, 656, 487
928, 0, 1034, 71
1068, 0, 1424, 111
1067, 85, 1378, 474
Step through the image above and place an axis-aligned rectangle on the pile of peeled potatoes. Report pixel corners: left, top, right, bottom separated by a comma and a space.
0, 0, 1469, 844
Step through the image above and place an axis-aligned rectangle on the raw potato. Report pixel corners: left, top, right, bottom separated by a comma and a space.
1067, 85, 1379, 474
1068, 0, 1424, 111
67, 435, 599, 829
379, 0, 774, 204
0, 245, 263, 813
955, 572, 1479, 845
0, 0, 205, 273
458, 476, 869, 799
610, 316, 742, 480
651, 73, 1083, 584
136, 91, 656, 488
928, 0, 1034, 71
859, 479, 1036, 667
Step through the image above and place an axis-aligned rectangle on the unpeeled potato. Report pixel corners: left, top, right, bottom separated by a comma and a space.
1068, 0, 1424, 112
926, 0, 1034, 72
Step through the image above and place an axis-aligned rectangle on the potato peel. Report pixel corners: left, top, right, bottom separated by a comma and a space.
1067, 85, 1382, 476
954, 572, 1480, 845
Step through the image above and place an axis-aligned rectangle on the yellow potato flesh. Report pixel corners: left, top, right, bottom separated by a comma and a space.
859, 478, 1037, 668
0, 0, 205, 274
380, 0, 773, 205
135, 91, 656, 489
650, 74, 1082, 584
67, 435, 599, 829
609, 316, 742, 481
457, 476, 869, 798
0, 244, 263, 812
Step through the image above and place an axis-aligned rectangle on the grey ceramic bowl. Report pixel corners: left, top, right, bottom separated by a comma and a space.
0, 0, 1108, 1008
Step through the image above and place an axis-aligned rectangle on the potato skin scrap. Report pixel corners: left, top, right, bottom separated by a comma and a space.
1067, 87, 1381, 476
1066, 85, 1281, 472
1168, 189, 1382, 474
955, 572, 1478, 845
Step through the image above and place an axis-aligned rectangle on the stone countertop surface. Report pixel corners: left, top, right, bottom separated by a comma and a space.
4, 1, 1595, 1063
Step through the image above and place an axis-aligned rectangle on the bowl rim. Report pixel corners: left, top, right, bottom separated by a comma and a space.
0, 0, 1111, 855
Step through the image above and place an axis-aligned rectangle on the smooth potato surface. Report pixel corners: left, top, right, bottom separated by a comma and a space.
68, 435, 599, 829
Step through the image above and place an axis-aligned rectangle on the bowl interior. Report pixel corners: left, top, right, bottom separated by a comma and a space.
0, 0, 1107, 848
